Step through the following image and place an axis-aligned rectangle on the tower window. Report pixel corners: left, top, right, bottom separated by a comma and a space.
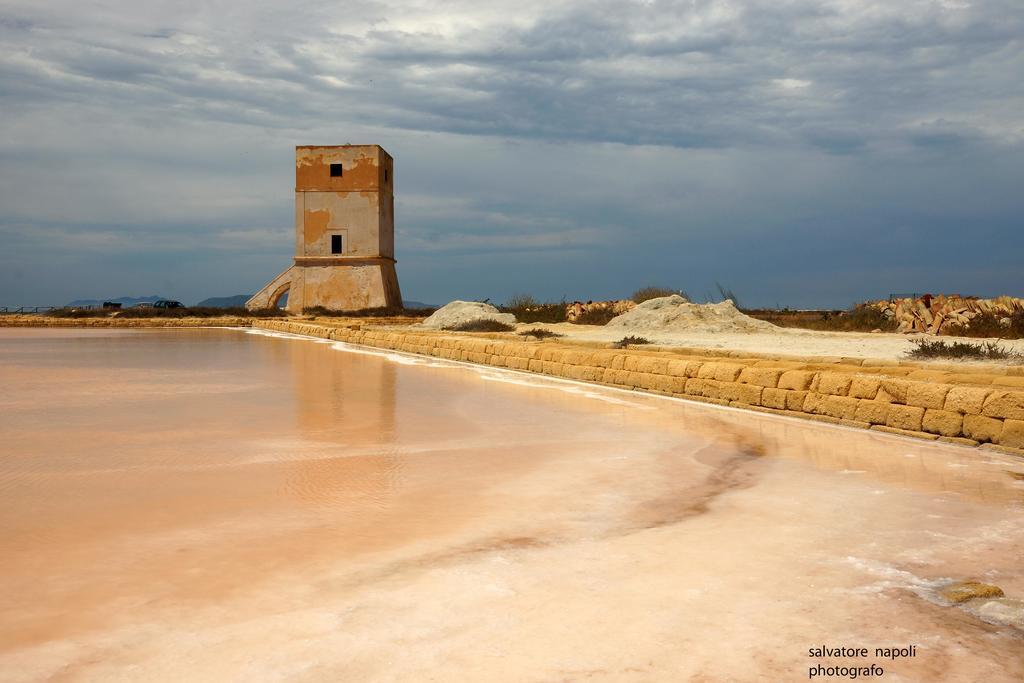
329, 163, 343, 177
384, 169, 389, 182
331, 234, 343, 254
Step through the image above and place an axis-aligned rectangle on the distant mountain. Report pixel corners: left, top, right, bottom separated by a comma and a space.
195, 294, 251, 308
195, 296, 434, 309
66, 295, 165, 307
65, 294, 433, 310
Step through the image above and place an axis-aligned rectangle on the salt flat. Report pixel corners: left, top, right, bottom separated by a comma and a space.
1, 328, 1022, 682
514, 320, 1024, 362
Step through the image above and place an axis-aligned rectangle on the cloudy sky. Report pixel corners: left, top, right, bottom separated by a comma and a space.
1, 0, 1021, 308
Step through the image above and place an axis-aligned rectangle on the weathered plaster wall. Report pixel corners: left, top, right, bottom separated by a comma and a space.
246, 265, 296, 309
378, 153, 395, 259
299, 192, 380, 258
293, 263, 399, 311
295, 146, 382, 192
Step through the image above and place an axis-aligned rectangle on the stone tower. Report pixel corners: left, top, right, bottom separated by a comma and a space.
247, 145, 402, 312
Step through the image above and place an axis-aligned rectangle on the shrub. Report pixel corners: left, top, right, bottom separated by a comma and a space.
500, 294, 568, 324
519, 303, 567, 323
612, 335, 651, 347
830, 306, 896, 332
47, 308, 110, 318
123, 306, 289, 318
49, 306, 289, 318
715, 282, 741, 309
946, 311, 1024, 340
445, 319, 515, 332
1010, 310, 1024, 338
906, 338, 1022, 361
518, 328, 562, 339
505, 293, 538, 310
229, 307, 289, 318
631, 286, 684, 304
748, 305, 896, 333
302, 305, 435, 317
571, 307, 619, 326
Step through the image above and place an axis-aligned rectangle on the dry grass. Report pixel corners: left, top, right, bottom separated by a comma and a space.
906, 339, 1022, 361
46, 308, 124, 318
612, 335, 651, 348
752, 306, 1024, 339
49, 306, 289, 319
631, 286, 685, 303
302, 305, 435, 317
571, 307, 619, 326
445, 319, 515, 332
518, 328, 563, 339
946, 311, 1024, 340
500, 294, 568, 324
748, 306, 896, 333
714, 283, 741, 308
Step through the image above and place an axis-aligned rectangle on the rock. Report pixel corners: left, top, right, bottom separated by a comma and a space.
999, 419, 1024, 449
566, 299, 635, 322
868, 295, 1024, 335
963, 414, 1003, 443
939, 580, 1005, 604
418, 301, 516, 330
885, 404, 925, 431
972, 597, 1024, 629
605, 296, 776, 334
944, 387, 992, 415
921, 409, 963, 437
982, 391, 1024, 421
918, 302, 933, 325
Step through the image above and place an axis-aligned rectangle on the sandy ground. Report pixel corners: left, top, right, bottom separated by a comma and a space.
5, 313, 1023, 365
1, 328, 1023, 682
514, 321, 1024, 362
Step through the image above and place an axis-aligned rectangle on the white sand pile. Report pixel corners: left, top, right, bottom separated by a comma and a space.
419, 300, 517, 329
605, 295, 777, 334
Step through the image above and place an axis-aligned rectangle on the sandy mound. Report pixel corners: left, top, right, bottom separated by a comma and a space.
606, 295, 777, 334
419, 301, 517, 329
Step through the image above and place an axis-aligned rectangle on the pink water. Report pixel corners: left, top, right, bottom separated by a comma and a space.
1, 328, 1022, 681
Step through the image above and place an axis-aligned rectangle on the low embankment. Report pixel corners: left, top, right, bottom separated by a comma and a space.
255, 319, 1024, 457
0, 315, 252, 327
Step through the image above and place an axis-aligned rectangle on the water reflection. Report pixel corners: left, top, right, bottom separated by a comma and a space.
284, 337, 401, 508
1, 328, 1022, 683
403, 356, 1024, 505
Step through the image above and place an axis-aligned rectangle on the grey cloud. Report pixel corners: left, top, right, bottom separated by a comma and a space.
0, 0, 1022, 307
3, 1, 1020, 148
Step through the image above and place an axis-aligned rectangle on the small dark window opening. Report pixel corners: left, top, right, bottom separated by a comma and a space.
384, 169, 389, 182
329, 163, 343, 177
331, 234, 343, 254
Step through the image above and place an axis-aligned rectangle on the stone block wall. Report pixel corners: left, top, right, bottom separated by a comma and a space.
255, 320, 1024, 457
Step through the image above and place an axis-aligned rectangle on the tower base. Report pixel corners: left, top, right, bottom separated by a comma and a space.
246, 259, 402, 313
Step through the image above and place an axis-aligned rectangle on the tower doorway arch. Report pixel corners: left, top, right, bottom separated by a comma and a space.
269, 282, 290, 309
